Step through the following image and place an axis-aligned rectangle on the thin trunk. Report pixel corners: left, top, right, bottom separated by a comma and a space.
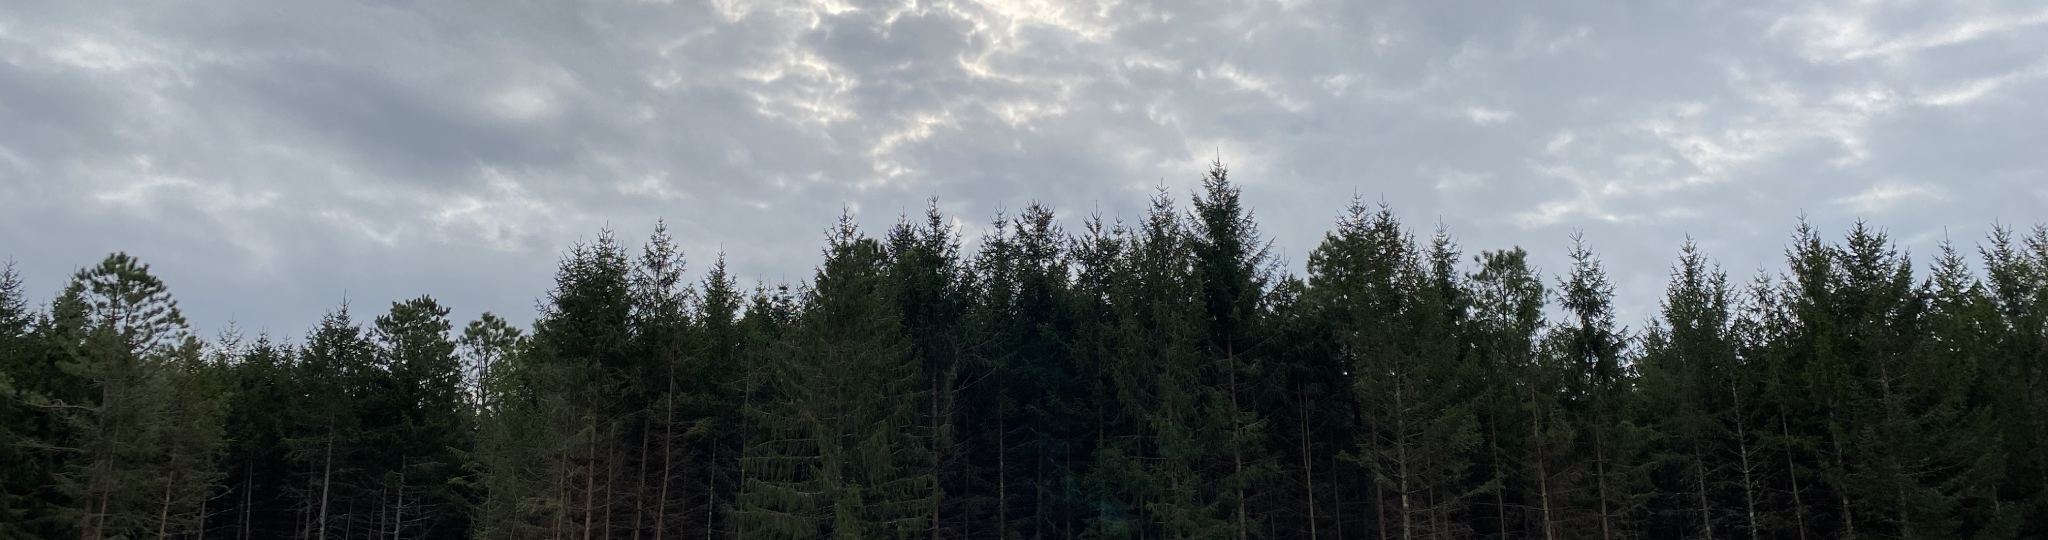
1301, 395, 1317, 540
998, 412, 1008, 540
603, 447, 616, 540
1694, 446, 1715, 540
1396, 382, 1413, 540
1375, 476, 1389, 540
1780, 413, 1807, 540
554, 441, 568, 540
317, 427, 334, 540
584, 414, 597, 540
1332, 455, 1344, 540
240, 463, 253, 540
705, 439, 717, 540
930, 376, 942, 540
1532, 394, 1555, 540
1228, 342, 1247, 540
1733, 384, 1759, 540
391, 458, 406, 540
1489, 423, 1506, 540
634, 420, 649, 540
1829, 409, 1854, 540
656, 397, 674, 540
197, 485, 210, 540
1595, 429, 1613, 540
156, 461, 178, 540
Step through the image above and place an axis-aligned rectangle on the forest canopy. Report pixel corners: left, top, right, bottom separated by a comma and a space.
2, 162, 2045, 539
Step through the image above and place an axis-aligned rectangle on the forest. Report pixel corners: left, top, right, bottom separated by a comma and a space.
1, 163, 2044, 540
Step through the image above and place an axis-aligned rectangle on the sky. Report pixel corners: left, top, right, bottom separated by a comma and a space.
2, 0, 2045, 340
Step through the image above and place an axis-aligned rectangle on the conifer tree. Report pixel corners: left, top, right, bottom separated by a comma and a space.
1550, 235, 1641, 540
1466, 248, 1548, 539
886, 202, 975, 539
368, 295, 473, 540
45, 253, 223, 540
292, 304, 374, 540
739, 214, 931, 539
1904, 241, 2019, 538
1640, 240, 1744, 540
1188, 161, 1278, 540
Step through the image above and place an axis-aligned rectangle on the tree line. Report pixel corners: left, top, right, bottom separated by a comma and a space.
2, 162, 2045, 539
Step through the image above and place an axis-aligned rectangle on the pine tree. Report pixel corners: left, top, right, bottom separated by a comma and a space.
368, 295, 474, 539
44, 253, 222, 540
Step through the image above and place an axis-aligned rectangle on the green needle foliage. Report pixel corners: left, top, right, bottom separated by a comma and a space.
1, 163, 2043, 540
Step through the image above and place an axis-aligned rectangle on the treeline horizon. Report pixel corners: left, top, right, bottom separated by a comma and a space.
2, 162, 2045, 540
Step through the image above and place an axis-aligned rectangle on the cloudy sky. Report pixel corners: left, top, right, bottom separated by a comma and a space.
3, 0, 2044, 338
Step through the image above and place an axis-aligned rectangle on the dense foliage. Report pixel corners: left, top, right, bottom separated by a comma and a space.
3, 162, 2045, 539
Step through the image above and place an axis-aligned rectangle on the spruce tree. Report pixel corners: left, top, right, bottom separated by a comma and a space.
1466, 248, 1548, 539
1551, 235, 1642, 540
1187, 161, 1278, 540
739, 214, 931, 539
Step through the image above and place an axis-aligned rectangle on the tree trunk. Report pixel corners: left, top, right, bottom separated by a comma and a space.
1396, 382, 1413, 540
584, 413, 598, 540
317, 427, 334, 540
1780, 414, 1807, 540
1228, 342, 1247, 540
634, 419, 649, 540
1301, 395, 1317, 540
156, 459, 178, 540
656, 397, 675, 540
1596, 428, 1613, 540
390, 458, 405, 540
1694, 446, 1715, 540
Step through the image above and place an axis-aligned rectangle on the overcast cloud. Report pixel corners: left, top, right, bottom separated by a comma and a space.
3, 0, 2044, 338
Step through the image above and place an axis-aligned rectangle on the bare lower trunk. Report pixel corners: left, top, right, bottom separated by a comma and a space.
1781, 414, 1807, 540
705, 440, 718, 540
317, 430, 334, 540
998, 415, 1008, 540
391, 458, 406, 540
1733, 385, 1759, 540
655, 397, 674, 540
584, 413, 598, 540
1301, 396, 1317, 540
1229, 343, 1246, 540
1596, 429, 1613, 540
1694, 446, 1715, 540
634, 423, 648, 540
156, 462, 178, 540
1396, 383, 1413, 540
931, 376, 943, 540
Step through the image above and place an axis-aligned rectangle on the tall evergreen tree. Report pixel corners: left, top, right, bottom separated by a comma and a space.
1466, 248, 1548, 539
1187, 161, 1278, 540
1550, 235, 1641, 540
45, 253, 222, 540
367, 295, 473, 540
738, 214, 932, 539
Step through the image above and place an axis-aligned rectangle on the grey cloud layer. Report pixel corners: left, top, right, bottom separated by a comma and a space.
2, 0, 2042, 336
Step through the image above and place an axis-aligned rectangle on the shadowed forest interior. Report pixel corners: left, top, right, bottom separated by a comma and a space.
2, 163, 2045, 539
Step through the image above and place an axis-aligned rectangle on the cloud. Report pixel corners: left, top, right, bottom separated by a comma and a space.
0, 0, 2041, 335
